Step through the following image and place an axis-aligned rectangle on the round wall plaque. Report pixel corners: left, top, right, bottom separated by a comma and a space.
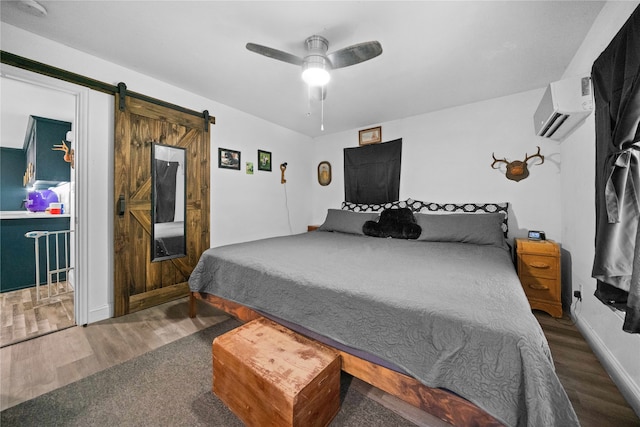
317, 161, 331, 186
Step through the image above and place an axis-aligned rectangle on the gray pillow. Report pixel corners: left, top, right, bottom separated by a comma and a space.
415, 213, 508, 249
318, 209, 379, 235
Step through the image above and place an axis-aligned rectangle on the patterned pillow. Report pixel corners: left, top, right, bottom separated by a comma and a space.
341, 199, 411, 213
406, 199, 509, 237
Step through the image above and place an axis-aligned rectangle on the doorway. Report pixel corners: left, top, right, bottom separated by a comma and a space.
0, 64, 89, 345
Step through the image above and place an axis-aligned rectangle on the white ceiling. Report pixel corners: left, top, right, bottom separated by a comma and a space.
0, 1, 605, 139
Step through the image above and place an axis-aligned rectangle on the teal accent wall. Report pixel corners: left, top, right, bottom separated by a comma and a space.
0, 148, 27, 210
0, 217, 71, 292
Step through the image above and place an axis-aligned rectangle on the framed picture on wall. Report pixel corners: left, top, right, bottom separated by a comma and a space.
359, 126, 382, 145
258, 150, 272, 171
218, 148, 241, 170
318, 161, 332, 186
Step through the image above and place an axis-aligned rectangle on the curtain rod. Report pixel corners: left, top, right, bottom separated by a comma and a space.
0, 50, 215, 125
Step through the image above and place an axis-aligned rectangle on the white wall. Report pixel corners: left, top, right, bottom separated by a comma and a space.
560, 1, 640, 415
0, 77, 76, 149
311, 89, 563, 244
1, 23, 314, 322
211, 108, 313, 247
84, 90, 113, 322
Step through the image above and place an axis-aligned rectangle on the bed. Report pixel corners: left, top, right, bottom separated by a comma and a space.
189, 204, 579, 427
154, 221, 184, 257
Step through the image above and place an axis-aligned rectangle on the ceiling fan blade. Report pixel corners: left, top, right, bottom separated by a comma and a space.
327, 41, 382, 69
246, 43, 304, 66
310, 85, 327, 101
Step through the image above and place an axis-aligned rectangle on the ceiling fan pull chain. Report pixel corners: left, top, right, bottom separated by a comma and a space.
321, 87, 325, 131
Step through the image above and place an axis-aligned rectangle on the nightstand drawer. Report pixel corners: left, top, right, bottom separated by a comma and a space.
519, 254, 558, 279
520, 276, 559, 301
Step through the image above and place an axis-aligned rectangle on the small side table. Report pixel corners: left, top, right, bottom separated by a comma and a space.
515, 238, 562, 318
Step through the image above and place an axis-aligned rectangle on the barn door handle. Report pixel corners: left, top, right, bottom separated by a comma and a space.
118, 195, 126, 216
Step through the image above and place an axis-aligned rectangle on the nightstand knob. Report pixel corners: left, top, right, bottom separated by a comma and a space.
530, 262, 550, 269
528, 283, 550, 290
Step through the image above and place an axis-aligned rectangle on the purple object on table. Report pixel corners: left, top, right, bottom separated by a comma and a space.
26, 190, 59, 212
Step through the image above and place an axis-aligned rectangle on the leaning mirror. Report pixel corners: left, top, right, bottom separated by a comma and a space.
151, 143, 187, 262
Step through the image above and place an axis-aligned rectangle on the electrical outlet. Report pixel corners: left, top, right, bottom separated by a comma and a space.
573, 284, 583, 301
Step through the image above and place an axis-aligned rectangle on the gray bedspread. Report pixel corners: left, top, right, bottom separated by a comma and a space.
189, 231, 579, 427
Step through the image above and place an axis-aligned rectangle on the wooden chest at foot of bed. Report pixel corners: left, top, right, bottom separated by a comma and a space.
212, 317, 341, 427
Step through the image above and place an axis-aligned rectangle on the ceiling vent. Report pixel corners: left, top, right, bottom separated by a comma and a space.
534, 76, 593, 141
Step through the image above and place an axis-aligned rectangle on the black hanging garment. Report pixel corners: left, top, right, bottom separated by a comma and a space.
344, 138, 402, 204
154, 159, 179, 224
591, 6, 640, 333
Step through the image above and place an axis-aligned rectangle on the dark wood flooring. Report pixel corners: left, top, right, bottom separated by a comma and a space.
1, 298, 638, 425
534, 310, 639, 427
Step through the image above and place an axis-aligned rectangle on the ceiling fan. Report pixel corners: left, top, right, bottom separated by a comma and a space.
246, 35, 383, 100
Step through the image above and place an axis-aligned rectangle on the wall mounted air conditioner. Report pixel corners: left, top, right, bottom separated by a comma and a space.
534, 75, 593, 141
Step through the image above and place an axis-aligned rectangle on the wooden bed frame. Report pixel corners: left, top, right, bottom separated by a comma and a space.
190, 291, 504, 427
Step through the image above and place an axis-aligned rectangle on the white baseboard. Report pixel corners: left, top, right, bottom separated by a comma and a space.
574, 314, 640, 418
88, 304, 111, 324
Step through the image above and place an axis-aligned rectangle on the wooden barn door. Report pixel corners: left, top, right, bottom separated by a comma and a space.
114, 92, 210, 316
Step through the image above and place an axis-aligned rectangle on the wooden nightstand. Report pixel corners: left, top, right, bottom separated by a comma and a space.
307, 225, 320, 232
515, 238, 562, 318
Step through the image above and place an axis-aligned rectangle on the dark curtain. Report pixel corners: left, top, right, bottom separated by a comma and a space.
344, 138, 402, 204
154, 159, 179, 223
591, 6, 640, 333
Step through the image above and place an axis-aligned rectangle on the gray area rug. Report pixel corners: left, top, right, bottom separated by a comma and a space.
1, 318, 417, 426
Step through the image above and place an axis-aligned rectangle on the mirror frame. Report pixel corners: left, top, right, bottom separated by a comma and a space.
151, 142, 187, 262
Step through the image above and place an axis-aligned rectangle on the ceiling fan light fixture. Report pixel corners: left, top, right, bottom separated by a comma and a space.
302, 68, 330, 87
16, 0, 47, 17
302, 55, 330, 87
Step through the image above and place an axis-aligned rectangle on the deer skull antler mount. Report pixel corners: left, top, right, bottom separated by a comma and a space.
491, 146, 544, 182
52, 140, 75, 169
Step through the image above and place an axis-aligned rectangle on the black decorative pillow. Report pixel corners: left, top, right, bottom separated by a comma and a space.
363, 208, 422, 239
